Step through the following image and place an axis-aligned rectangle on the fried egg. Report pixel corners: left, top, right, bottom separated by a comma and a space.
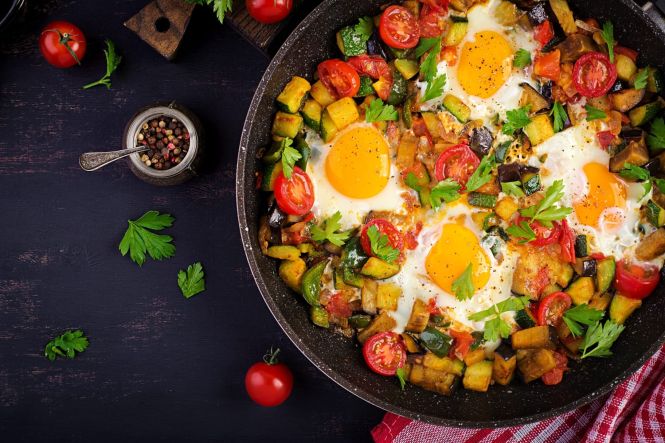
306, 123, 408, 229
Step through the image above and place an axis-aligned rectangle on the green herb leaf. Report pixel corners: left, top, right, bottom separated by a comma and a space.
354, 16, 374, 42
502, 106, 532, 136
422, 74, 447, 102
119, 211, 175, 266
178, 262, 206, 298
83, 39, 122, 90
468, 296, 530, 321
414, 37, 441, 58
620, 163, 651, 181
550, 102, 568, 133
185, 0, 233, 23
562, 304, 605, 337
634, 68, 649, 90
365, 98, 399, 123
505, 220, 536, 243
44, 329, 89, 361
653, 177, 665, 194
405, 172, 422, 192
647, 118, 665, 152
367, 225, 400, 263
429, 178, 462, 210
580, 320, 625, 358
465, 154, 495, 192
281, 138, 302, 179
601, 21, 615, 63
420, 326, 452, 357
396, 366, 407, 390
513, 48, 532, 68
585, 104, 607, 121
420, 37, 442, 82
452, 264, 474, 301
483, 316, 512, 342
310, 211, 351, 247
501, 181, 525, 197
519, 179, 572, 224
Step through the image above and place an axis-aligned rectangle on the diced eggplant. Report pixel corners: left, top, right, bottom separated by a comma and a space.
555, 34, 599, 63
565, 276, 595, 305
267, 199, 287, 228
495, 341, 516, 360
609, 79, 628, 93
464, 349, 487, 366
519, 83, 551, 113
548, 0, 577, 34
463, 361, 493, 392
527, 2, 548, 25
636, 228, 665, 261
609, 139, 650, 172
366, 30, 390, 60
357, 311, 397, 343
620, 128, 645, 143
609, 88, 646, 113
498, 163, 522, 183
405, 299, 430, 333
470, 126, 494, 156
645, 156, 665, 177
573, 257, 597, 277
517, 348, 557, 383
513, 0, 546, 9
493, 352, 517, 385
574, 234, 589, 257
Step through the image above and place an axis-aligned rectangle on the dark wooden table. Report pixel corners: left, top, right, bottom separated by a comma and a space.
0, 1, 384, 441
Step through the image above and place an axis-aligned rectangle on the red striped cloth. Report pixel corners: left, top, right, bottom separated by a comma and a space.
372, 344, 665, 443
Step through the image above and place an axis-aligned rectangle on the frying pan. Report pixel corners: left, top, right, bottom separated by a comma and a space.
237, 0, 665, 427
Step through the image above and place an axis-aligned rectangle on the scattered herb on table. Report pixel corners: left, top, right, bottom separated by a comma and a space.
83, 39, 121, 90
119, 210, 175, 266
44, 329, 89, 361
178, 262, 206, 298
185, 0, 233, 23
138, 117, 191, 170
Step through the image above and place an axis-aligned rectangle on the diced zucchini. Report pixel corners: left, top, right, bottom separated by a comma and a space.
402, 333, 421, 353
512, 326, 555, 350
492, 353, 517, 385
300, 99, 323, 132
495, 0, 520, 25
615, 54, 637, 82
521, 172, 541, 196
565, 276, 595, 305
376, 283, 402, 311
272, 111, 303, 139
361, 279, 377, 315
349, 314, 372, 329
326, 97, 359, 130
463, 361, 493, 392
595, 257, 616, 294
361, 257, 400, 279
555, 263, 575, 288
542, 283, 563, 296
463, 348, 485, 366
423, 354, 464, 376
294, 135, 310, 170
357, 311, 397, 343
276, 76, 311, 114
261, 161, 283, 191
403, 95, 414, 129
515, 308, 537, 329
574, 234, 589, 257
395, 59, 419, 80
647, 200, 665, 227
262, 139, 286, 164
524, 113, 554, 146
355, 76, 375, 98
589, 292, 612, 312
342, 267, 364, 288
468, 192, 497, 208
405, 299, 430, 333
517, 348, 557, 383
266, 245, 300, 260
495, 197, 518, 221
310, 306, 329, 328
421, 112, 442, 137
336, 23, 370, 57
444, 20, 468, 46
647, 66, 664, 93
320, 109, 339, 142
408, 364, 458, 396
310, 80, 336, 107
629, 99, 664, 127
386, 68, 408, 105
278, 258, 307, 293
443, 94, 471, 123
609, 293, 642, 324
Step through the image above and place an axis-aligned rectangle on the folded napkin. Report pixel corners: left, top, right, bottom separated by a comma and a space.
372, 344, 665, 443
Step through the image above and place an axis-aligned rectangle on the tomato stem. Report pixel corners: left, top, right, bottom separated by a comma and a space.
263, 347, 281, 365
45, 29, 82, 66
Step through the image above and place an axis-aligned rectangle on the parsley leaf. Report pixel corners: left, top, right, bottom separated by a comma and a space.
414, 37, 441, 58
502, 106, 532, 136
178, 262, 206, 298
647, 118, 665, 153
119, 211, 175, 266
310, 211, 350, 247
634, 68, 649, 90
185, 0, 233, 23
466, 155, 495, 192
365, 98, 398, 123
405, 172, 422, 191
501, 181, 525, 197
420, 37, 442, 82
83, 40, 122, 90
620, 162, 651, 181
562, 304, 605, 337
468, 296, 530, 342
654, 177, 665, 194
452, 264, 474, 301
44, 329, 89, 361
429, 178, 461, 209
396, 366, 407, 390
585, 104, 607, 121
422, 74, 447, 102
601, 21, 615, 63
550, 102, 568, 133
580, 320, 625, 358
506, 220, 536, 243
354, 17, 373, 41
519, 179, 572, 225
367, 225, 399, 263
513, 48, 532, 68
281, 138, 302, 179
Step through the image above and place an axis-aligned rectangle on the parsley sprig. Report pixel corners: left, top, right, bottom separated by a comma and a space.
419, 37, 446, 102
414, 37, 441, 58
310, 211, 350, 247
501, 181, 525, 197
45, 330, 89, 361
178, 262, 206, 298
581, 320, 625, 358
468, 296, 530, 342
647, 118, 665, 152
519, 180, 572, 226
280, 138, 302, 179
601, 21, 615, 63
620, 163, 651, 181
119, 211, 176, 266
367, 225, 399, 263
422, 74, 447, 102
452, 264, 474, 301
585, 104, 607, 121
466, 155, 495, 192
502, 106, 532, 136
365, 98, 398, 123
429, 178, 462, 209
634, 68, 649, 90
420, 37, 441, 81
562, 304, 605, 337
551, 102, 568, 133
83, 40, 122, 90
505, 220, 536, 243
513, 49, 532, 68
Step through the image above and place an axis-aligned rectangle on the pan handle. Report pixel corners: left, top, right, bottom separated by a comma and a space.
643, 1, 665, 31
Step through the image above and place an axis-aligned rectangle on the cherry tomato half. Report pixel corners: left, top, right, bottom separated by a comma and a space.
434, 143, 480, 189
572, 52, 618, 98
246, 0, 293, 24
317, 59, 361, 99
558, 219, 576, 264
521, 218, 561, 247
347, 55, 393, 101
597, 130, 616, 149
362, 332, 407, 376
533, 20, 554, 47
541, 351, 568, 385
245, 348, 293, 407
39, 21, 87, 68
615, 260, 661, 300
360, 219, 404, 257
418, 4, 446, 38
537, 292, 572, 327
379, 6, 420, 49
449, 329, 474, 359
274, 167, 315, 216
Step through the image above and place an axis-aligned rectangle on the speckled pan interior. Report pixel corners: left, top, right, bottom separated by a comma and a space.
237, 0, 665, 427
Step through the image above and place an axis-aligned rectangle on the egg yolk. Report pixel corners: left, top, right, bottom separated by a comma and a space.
425, 223, 491, 294
457, 31, 513, 98
325, 126, 391, 199
574, 162, 627, 229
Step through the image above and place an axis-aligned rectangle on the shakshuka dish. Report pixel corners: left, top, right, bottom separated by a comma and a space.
256, 0, 665, 395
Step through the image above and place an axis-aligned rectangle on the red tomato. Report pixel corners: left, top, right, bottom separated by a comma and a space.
440, 46, 458, 66
411, 116, 434, 147
533, 20, 554, 47
573, 52, 618, 98
541, 351, 568, 385
317, 59, 361, 99
597, 130, 616, 149
360, 219, 404, 257
379, 6, 420, 49
533, 267, 551, 297
362, 332, 407, 376
403, 221, 423, 250
246, 0, 292, 24
325, 292, 352, 318
419, 0, 449, 11
434, 143, 480, 189
615, 46, 638, 62
534, 49, 561, 81
537, 292, 572, 327
615, 260, 661, 300
347, 55, 393, 101
522, 218, 561, 247
558, 220, 576, 264
39, 21, 87, 68
418, 4, 446, 38
245, 348, 293, 407
274, 167, 315, 216
449, 330, 474, 359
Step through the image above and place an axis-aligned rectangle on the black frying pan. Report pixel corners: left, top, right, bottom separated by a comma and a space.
237, 0, 665, 427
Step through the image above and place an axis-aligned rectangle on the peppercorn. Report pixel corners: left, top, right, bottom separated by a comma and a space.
136, 115, 191, 170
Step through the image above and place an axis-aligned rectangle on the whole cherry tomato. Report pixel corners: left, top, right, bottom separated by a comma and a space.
245, 348, 294, 407
615, 260, 661, 300
246, 0, 293, 24
362, 332, 407, 376
39, 21, 87, 68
